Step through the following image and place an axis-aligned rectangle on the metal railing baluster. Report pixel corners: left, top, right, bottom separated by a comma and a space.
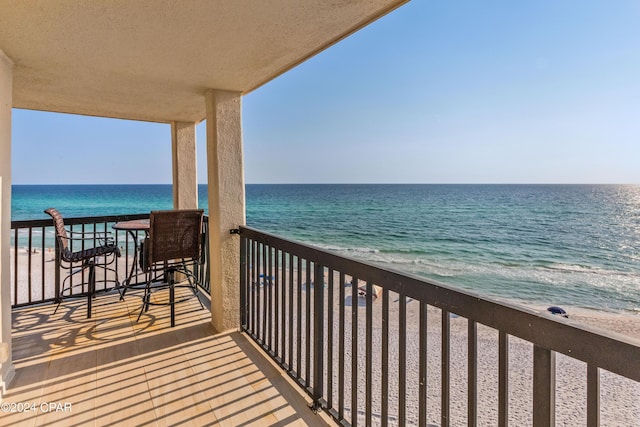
339, 271, 346, 421
533, 345, 555, 427
399, 290, 406, 426
468, 320, 478, 427
305, 259, 311, 387
312, 262, 324, 411
327, 268, 334, 410
498, 331, 509, 427
288, 252, 294, 370
441, 309, 450, 427
351, 276, 359, 427
587, 364, 600, 427
419, 301, 428, 427
381, 287, 389, 427
365, 281, 373, 426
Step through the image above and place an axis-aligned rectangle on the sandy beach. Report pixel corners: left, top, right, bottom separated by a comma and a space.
275, 273, 640, 426
10, 248, 640, 426
9, 246, 134, 305
314, 283, 640, 426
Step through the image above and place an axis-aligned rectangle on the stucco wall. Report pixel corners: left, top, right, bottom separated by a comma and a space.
205, 90, 246, 333
0, 49, 14, 395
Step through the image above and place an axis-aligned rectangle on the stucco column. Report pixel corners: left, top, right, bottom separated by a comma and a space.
0, 50, 14, 396
171, 121, 198, 209
205, 89, 245, 333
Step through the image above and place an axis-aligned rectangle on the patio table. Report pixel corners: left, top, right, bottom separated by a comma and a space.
112, 219, 149, 291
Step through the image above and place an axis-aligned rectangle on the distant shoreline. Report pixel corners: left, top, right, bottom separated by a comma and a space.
10, 245, 639, 339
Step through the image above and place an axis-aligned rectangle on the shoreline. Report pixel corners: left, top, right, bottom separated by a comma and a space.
10, 245, 640, 340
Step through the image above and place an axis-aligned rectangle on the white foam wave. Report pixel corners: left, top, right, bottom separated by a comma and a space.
315, 243, 380, 255
331, 249, 640, 311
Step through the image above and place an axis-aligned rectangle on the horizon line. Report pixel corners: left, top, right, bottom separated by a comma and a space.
11, 182, 639, 186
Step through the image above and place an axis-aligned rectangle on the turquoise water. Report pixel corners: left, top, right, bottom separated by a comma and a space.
12, 184, 640, 313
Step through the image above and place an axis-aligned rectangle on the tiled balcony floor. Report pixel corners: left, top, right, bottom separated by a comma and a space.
4, 288, 331, 426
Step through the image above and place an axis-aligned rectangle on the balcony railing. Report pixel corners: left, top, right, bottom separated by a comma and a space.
9, 217, 640, 426
10, 214, 210, 307
239, 226, 640, 427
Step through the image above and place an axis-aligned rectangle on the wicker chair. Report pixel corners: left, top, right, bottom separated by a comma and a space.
137, 209, 205, 327
44, 208, 121, 318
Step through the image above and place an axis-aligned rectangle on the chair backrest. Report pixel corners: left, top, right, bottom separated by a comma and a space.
147, 209, 204, 265
44, 208, 69, 253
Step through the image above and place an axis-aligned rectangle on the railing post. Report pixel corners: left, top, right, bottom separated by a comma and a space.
468, 320, 478, 427
533, 345, 556, 427
498, 332, 509, 427
201, 218, 211, 294
311, 262, 324, 412
587, 364, 600, 427
441, 309, 450, 427
204, 221, 211, 293
239, 233, 247, 329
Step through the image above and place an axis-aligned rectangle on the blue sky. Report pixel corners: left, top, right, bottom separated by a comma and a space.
11, 1, 640, 185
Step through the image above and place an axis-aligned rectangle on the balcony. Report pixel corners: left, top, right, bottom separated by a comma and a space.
7, 215, 331, 426
8, 215, 640, 426
7, 293, 330, 426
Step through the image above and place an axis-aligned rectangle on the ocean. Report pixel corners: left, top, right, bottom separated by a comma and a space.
11, 184, 640, 314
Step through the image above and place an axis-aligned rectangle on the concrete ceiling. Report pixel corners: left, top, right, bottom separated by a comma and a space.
0, 0, 409, 123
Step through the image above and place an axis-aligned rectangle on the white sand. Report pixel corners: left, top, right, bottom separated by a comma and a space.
319, 279, 640, 426
9, 247, 134, 304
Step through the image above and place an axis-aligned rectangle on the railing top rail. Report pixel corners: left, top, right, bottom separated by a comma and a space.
11, 213, 150, 229
240, 225, 640, 382
13, 213, 208, 229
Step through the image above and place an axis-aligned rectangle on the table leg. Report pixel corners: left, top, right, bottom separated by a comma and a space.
121, 229, 141, 297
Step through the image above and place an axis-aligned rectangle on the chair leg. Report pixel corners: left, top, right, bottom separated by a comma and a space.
181, 262, 205, 311
169, 270, 175, 327
187, 275, 205, 310
115, 266, 123, 301
137, 281, 152, 322
136, 296, 145, 322
87, 262, 96, 319
110, 266, 124, 301
53, 275, 72, 316
192, 284, 205, 310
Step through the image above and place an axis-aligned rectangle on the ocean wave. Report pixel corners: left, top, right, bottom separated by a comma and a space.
316, 243, 380, 255
15, 228, 46, 237
542, 262, 639, 277
336, 250, 640, 313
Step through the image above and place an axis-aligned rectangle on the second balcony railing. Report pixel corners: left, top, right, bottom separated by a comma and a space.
10, 213, 210, 307
239, 225, 640, 427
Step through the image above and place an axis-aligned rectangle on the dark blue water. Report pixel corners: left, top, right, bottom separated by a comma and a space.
11, 184, 640, 313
